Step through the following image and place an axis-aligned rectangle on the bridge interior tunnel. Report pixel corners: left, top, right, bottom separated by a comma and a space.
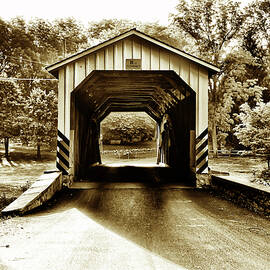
71, 70, 195, 182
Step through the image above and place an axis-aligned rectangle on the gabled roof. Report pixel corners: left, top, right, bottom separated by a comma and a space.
46, 28, 220, 75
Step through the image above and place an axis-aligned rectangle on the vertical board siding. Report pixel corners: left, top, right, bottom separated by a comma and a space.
179, 56, 190, 85
74, 58, 86, 87
114, 41, 123, 70
141, 44, 151, 70
96, 50, 105, 70
190, 63, 199, 132
105, 46, 114, 70
123, 39, 132, 68
67, 36, 206, 144
160, 50, 170, 70
86, 54, 96, 76
170, 54, 180, 76
58, 68, 65, 133
65, 63, 74, 138
133, 39, 141, 59
198, 67, 209, 135
190, 63, 199, 93
58, 35, 211, 178
150, 46, 160, 70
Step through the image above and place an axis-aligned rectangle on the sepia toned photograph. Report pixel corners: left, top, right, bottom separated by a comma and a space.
0, 0, 269, 269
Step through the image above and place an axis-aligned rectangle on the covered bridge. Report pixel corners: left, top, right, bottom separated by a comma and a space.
46, 29, 219, 184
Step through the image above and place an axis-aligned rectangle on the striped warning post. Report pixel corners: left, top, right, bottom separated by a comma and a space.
57, 130, 69, 175
196, 128, 208, 174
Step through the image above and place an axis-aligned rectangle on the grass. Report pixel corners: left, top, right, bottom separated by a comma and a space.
1, 142, 268, 212
101, 141, 157, 164
209, 155, 267, 177
0, 144, 56, 211
209, 155, 270, 188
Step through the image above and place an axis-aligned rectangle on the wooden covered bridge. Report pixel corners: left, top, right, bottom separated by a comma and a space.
46, 29, 219, 185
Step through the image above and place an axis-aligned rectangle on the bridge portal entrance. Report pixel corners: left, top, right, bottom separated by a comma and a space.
46, 29, 219, 185
70, 70, 195, 181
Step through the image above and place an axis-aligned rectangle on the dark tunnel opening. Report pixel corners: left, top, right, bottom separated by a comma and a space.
71, 71, 196, 185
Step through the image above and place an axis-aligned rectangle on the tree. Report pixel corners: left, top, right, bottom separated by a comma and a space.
0, 18, 12, 74
0, 81, 22, 158
234, 101, 270, 154
171, 0, 246, 155
241, 0, 270, 101
87, 19, 189, 50
242, 0, 270, 61
101, 112, 156, 145
212, 46, 269, 148
28, 18, 60, 64
54, 17, 88, 57
21, 88, 57, 159
215, 77, 265, 148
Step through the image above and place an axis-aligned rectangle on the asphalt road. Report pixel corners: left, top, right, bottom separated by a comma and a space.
0, 184, 269, 270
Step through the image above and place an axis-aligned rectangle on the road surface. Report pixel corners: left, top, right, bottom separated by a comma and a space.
0, 183, 269, 270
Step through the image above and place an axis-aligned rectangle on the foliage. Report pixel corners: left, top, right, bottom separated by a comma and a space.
171, 0, 245, 63
0, 9, 270, 156
87, 19, 190, 51
252, 168, 270, 187
0, 81, 22, 137
0, 81, 22, 156
242, 0, 270, 62
171, 0, 247, 155
21, 88, 58, 158
215, 77, 265, 147
101, 112, 156, 145
234, 101, 270, 153
241, 0, 270, 101
171, 0, 270, 153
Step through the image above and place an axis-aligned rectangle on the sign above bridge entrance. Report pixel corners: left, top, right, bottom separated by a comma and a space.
126, 59, 142, 70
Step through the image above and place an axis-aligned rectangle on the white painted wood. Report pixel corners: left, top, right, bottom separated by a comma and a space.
169, 54, 180, 76
86, 54, 96, 76
74, 58, 86, 87
160, 50, 170, 70
141, 44, 151, 70
123, 39, 132, 68
150, 46, 159, 70
198, 67, 209, 136
190, 63, 199, 132
105, 46, 114, 70
58, 68, 65, 134
114, 41, 123, 70
65, 64, 74, 138
133, 39, 141, 59
190, 63, 199, 93
46, 29, 220, 73
179, 56, 190, 85
96, 50, 105, 70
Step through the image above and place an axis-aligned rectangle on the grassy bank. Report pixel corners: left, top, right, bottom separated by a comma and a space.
0, 145, 56, 211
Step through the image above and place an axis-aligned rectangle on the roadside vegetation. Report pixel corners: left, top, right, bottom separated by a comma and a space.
0, 145, 55, 211
0, 0, 269, 210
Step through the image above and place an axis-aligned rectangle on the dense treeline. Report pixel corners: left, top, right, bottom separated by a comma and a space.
0, 0, 269, 158
101, 112, 156, 145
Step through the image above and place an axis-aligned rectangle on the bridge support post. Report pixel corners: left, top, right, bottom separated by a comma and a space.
190, 130, 196, 171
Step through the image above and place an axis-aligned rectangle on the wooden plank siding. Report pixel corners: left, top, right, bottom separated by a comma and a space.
48, 30, 217, 179
65, 63, 74, 138
58, 68, 65, 134
57, 35, 209, 150
198, 67, 209, 135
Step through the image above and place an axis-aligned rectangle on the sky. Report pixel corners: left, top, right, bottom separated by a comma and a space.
1, 0, 180, 26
